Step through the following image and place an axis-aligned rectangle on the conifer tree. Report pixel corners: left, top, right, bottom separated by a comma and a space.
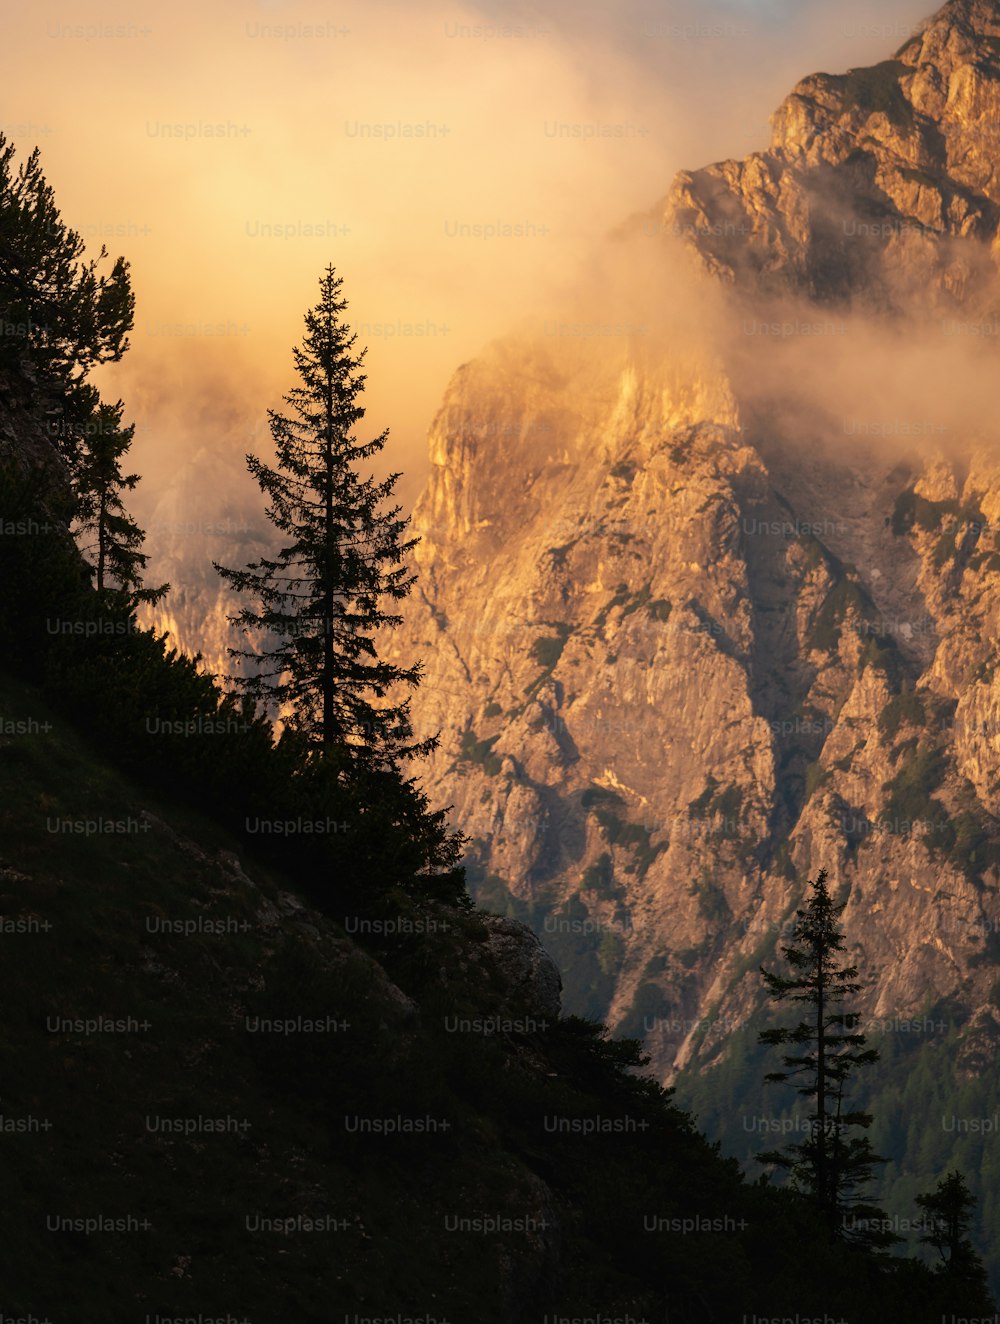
916, 1169, 994, 1309
757, 868, 892, 1245
72, 398, 167, 605
215, 265, 430, 769
0, 133, 133, 460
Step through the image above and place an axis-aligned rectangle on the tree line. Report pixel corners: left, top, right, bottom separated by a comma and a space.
756, 867, 994, 1307
0, 130, 427, 774
0, 128, 466, 921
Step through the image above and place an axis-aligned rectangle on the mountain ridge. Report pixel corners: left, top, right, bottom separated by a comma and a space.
379, 0, 1000, 1088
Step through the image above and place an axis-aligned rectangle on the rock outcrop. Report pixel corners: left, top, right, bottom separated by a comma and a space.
380, 0, 1000, 1082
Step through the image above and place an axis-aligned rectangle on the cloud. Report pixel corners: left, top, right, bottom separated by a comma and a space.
7, 0, 937, 520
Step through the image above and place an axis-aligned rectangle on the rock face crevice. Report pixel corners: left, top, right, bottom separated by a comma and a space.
380, 0, 1000, 1082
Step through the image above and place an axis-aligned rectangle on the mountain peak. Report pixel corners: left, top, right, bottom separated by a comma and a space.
930, 0, 1000, 25
651, 0, 1000, 310
903, 0, 1000, 56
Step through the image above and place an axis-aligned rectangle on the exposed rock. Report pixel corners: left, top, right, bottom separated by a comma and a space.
377, 0, 1000, 1083
480, 915, 563, 1020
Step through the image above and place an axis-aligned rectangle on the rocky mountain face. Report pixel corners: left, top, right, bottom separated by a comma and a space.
379, 0, 1000, 1083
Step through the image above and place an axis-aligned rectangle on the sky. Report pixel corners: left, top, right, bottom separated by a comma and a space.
2, 0, 939, 519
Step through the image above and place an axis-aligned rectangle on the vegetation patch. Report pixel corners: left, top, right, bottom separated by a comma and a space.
808, 577, 873, 654
688, 877, 732, 926
881, 743, 948, 838
879, 687, 926, 741
581, 852, 616, 898
459, 728, 503, 777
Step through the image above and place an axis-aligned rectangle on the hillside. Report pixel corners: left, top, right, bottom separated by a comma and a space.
0, 307, 987, 1324
2, 630, 974, 1321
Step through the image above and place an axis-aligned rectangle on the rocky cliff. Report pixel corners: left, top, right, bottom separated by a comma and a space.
380, 0, 1000, 1084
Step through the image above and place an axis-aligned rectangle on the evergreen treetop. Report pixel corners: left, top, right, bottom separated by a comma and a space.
215, 264, 433, 769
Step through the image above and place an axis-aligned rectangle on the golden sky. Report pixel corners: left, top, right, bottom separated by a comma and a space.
3, 0, 935, 515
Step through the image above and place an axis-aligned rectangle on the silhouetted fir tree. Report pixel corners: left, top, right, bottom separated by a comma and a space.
73, 399, 167, 605
0, 133, 133, 460
215, 264, 431, 769
757, 868, 894, 1246
916, 1170, 995, 1310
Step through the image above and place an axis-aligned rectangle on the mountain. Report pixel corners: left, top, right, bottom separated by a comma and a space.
381, 0, 1000, 1090
4, 352, 975, 1324
5, 19, 1000, 1312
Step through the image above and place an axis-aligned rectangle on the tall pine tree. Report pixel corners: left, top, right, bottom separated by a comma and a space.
215, 265, 430, 769
757, 868, 893, 1246
73, 398, 167, 605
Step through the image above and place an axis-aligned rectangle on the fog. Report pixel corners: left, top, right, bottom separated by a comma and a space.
4, 0, 939, 530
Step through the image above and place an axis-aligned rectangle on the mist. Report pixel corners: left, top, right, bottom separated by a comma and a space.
3, 0, 939, 534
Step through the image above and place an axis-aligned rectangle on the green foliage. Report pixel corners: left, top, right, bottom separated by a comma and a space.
804, 761, 829, 802
773, 841, 798, 881
879, 687, 926, 741
0, 135, 158, 607
915, 1169, 991, 1303
0, 460, 468, 915
858, 633, 904, 685
0, 133, 133, 427
947, 787, 1000, 881
808, 577, 872, 653
881, 744, 948, 844
676, 1023, 1000, 1306
689, 877, 732, 925
581, 851, 616, 897
2, 126, 993, 1323
458, 728, 502, 776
